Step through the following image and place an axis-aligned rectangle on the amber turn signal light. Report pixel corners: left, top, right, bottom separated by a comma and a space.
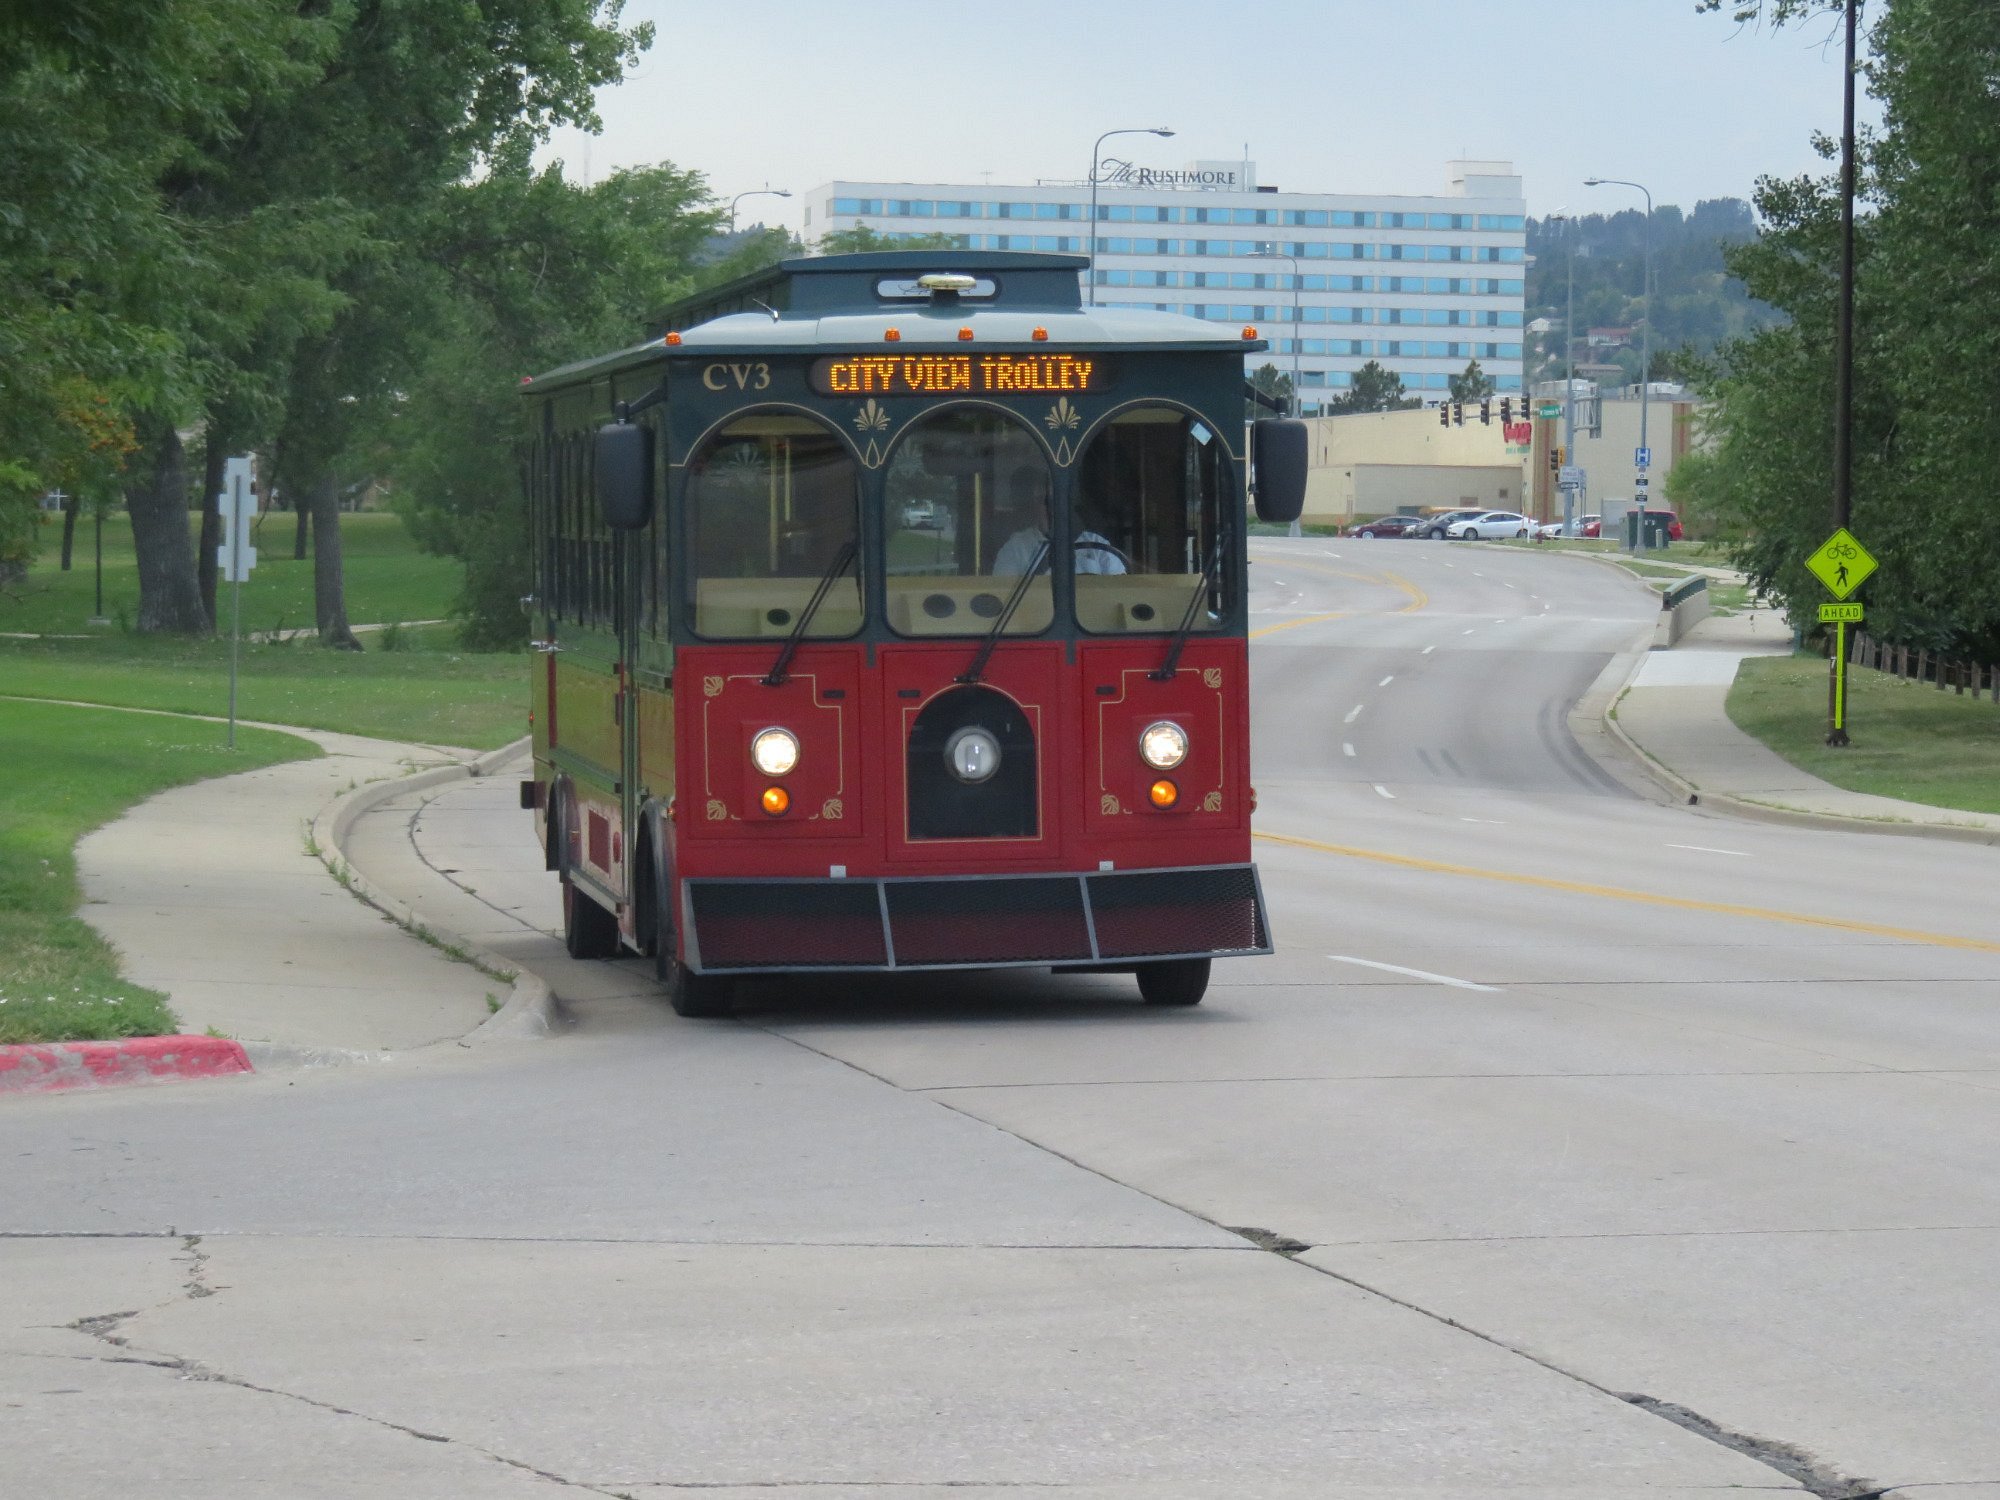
1148, 779, 1179, 809
760, 785, 790, 816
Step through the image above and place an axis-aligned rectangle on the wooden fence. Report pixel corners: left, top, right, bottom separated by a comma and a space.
1851, 631, 2000, 701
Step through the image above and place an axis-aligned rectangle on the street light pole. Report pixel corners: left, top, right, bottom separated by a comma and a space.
1254, 249, 1303, 414
728, 186, 791, 233
1086, 126, 1174, 306
1547, 210, 1580, 537
1585, 175, 1653, 554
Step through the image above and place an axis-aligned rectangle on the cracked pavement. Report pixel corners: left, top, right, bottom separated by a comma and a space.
8, 544, 2000, 1495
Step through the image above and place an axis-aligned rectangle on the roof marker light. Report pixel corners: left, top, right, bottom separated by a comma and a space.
957, 327, 974, 341
1031, 326, 1049, 342
664, 331, 682, 346
885, 327, 901, 342
1241, 326, 1258, 340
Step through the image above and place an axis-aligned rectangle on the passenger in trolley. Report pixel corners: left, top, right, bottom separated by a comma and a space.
992, 464, 1127, 576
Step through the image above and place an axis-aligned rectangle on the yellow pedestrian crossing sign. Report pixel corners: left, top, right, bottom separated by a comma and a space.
1805, 527, 1876, 600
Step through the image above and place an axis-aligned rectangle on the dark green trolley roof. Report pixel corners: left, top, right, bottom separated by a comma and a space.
524, 251, 1267, 393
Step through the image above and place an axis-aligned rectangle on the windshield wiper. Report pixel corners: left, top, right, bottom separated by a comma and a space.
958, 538, 1050, 686
765, 538, 856, 687
1150, 522, 1227, 681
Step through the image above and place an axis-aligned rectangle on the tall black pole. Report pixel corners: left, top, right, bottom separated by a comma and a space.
1834, 0, 1857, 533
1828, 0, 1858, 747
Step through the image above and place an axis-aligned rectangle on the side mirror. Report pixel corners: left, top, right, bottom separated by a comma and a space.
594, 421, 653, 531
1251, 418, 1307, 524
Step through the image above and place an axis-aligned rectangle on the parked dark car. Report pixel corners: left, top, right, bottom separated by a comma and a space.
1345, 514, 1420, 538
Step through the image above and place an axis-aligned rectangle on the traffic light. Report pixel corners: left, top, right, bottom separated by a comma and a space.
1479, 400, 1491, 426
1499, 398, 1513, 425
1452, 403, 1464, 427
1549, 444, 1565, 473
1438, 403, 1450, 428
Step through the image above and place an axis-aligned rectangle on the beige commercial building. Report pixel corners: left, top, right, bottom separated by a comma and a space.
1295, 405, 1531, 523
1293, 389, 1701, 527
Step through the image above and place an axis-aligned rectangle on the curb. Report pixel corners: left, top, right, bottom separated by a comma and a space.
308, 738, 558, 1047
0, 1035, 253, 1097
1600, 671, 2000, 848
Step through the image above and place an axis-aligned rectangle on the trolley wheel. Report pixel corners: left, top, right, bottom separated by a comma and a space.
651, 875, 733, 1018
562, 876, 619, 960
1136, 957, 1210, 1007
664, 960, 734, 1019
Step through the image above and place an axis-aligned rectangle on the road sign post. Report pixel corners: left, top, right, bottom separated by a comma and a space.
1805, 528, 1877, 747
216, 456, 257, 749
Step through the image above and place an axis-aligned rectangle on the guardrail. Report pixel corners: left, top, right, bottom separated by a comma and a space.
1653, 574, 1710, 648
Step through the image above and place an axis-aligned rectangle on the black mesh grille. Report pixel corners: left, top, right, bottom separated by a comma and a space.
688, 881, 888, 969
1087, 865, 1268, 959
886, 876, 1092, 965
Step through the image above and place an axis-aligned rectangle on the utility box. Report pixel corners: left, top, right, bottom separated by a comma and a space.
1625, 510, 1671, 549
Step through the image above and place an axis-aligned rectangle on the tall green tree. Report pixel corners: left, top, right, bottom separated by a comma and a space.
1448, 360, 1496, 401
384, 156, 733, 648
815, 224, 968, 255
1328, 359, 1416, 414
1694, 0, 2000, 657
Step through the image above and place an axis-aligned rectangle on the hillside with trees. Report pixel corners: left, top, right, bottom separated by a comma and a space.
1524, 198, 1781, 387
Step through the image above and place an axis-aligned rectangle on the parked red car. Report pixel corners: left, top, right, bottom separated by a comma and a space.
1345, 515, 1420, 538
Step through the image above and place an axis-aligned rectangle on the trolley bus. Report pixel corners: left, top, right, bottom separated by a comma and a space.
518, 250, 1305, 1016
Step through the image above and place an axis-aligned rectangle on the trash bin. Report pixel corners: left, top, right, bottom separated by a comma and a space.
1625, 510, 1671, 549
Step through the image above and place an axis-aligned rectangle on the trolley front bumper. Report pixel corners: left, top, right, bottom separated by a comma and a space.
683, 863, 1271, 974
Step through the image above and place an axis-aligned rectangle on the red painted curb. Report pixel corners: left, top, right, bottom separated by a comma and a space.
0, 1035, 254, 1096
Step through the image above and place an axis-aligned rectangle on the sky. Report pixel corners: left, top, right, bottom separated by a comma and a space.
538, 0, 1877, 228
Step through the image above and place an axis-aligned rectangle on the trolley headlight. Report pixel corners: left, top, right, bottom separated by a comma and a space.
750, 727, 800, 778
1139, 720, 1189, 770
944, 726, 1002, 784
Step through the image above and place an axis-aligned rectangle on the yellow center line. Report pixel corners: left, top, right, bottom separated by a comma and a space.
1251, 611, 1349, 639
1248, 553, 1430, 619
1254, 828, 2000, 954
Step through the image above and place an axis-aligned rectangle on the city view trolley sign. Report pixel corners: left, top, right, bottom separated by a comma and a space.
809, 353, 1106, 397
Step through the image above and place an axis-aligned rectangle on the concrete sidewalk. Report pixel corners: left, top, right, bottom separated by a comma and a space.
76, 727, 507, 1052
1612, 608, 2000, 843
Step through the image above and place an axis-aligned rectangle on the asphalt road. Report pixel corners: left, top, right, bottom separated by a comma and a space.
8, 538, 2000, 1498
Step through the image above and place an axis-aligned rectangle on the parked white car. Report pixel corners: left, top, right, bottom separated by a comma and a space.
1446, 510, 1534, 540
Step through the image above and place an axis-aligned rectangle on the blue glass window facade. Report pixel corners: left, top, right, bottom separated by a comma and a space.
820, 173, 1527, 412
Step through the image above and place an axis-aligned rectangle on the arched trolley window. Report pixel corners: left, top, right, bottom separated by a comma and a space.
1072, 406, 1230, 635
685, 414, 861, 640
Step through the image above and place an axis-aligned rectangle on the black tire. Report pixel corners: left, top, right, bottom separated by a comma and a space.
562, 876, 619, 959
650, 869, 733, 1017
1426, 527, 1445, 540
1137, 957, 1210, 1007
665, 960, 734, 1019
1357, 530, 1373, 539
1461, 527, 1479, 541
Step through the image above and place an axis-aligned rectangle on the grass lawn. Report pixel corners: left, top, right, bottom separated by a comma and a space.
0, 700, 315, 1044
0, 634, 526, 748
1728, 654, 2000, 816
3, 510, 463, 637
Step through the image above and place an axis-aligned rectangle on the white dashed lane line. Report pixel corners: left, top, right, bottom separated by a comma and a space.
1328, 954, 1499, 992
1422, 644, 1437, 654
1378, 675, 1395, 688
1667, 843, 1753, 857
1373, 784, 1396, 800
1342, 742, 1356, 757
1344, 704, 1365, 724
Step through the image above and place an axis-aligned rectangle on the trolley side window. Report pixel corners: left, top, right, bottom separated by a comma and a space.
1073, 406, 1229, 635
881, 409, 1055, 637
686, 414, 861, 640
